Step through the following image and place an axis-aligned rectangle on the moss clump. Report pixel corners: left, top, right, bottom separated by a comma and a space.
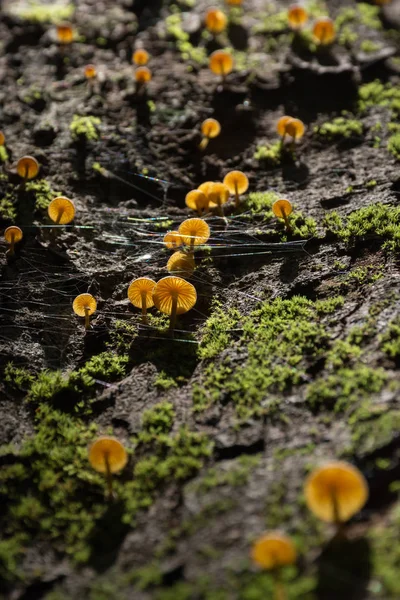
360, 40, 380, 53
358, 80, 400, 114
357, 2, 382, 29
253, 142, 282, 165
0, 195, 17, 221
380, 319, 400, 359
198, 301, 241, 360
154, 371, 178, 390
165, 13, 207, 65
80, 352, 129, 381
4, 363, 35, 392
246, 191, 279, 213
369, 503, 400, 596
0, 145, 9, 163
388, 133, 400, 160
349, 408, 400, 456
25, 179, 61, 210
70, 115, 101, 142
9, 1, 75, 23
314, 117, 363, 140
140, 402, 175, 438
323, 203, 400, 251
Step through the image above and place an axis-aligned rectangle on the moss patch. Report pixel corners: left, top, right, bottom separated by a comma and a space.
70, 115, 101, 142
314, 117, 363, 140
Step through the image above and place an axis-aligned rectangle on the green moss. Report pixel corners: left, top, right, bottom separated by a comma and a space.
25, 179, 61, 210
253, 142, 282, 165
360, 39, 381, 53
348, 408, 400, 456
9, 1, 75, 23
369, 502, 400, 596
198, 301, 241, 360
188, 454, 261, 493
79, 352, 129, 381
0, 145, 9, 163
358, 80, 400, 114
154, 371, 178, 390
108, 319, 139, 354
0, 195, 17, 221
4, 363, 35, 392
141, 402, 175, 437
380, 319, 400, 359
165, 13, 207, 64
314, 117, 363, 140
388, 132, 400, 160
357, 2, 382, 29
246, 191, 279, 213
70, 115, 101, 142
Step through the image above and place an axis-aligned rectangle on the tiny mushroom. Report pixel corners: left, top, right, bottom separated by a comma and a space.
199, 118, 221, 150
17, 156, 39, 181
313, 17, 336, 45
163, 230, 183, 250
56, 23, 74, 45
208, 182, 230, 216
185, 190, 209, 216
209, 50, 234, 81
288, 4, 308, 30
178, 218, 210, 251
84, 64, 97, 79
89, 436, 127, 499
127, 277, 156, 324
135, 66, 152, 87
133, 49, 150, 66
198, 181, 215, 201
153, 275, 197, 331
251, 531, 297, 600
205, 8, 228, 34
223, 170, 249, 208
167, 251, 196, 278
225, 0, 243, 4
304, 461, 368, 525
0, 131, 5, 146
276, 116, 305, 144
4, 226, 23, 257
73, 293, 97, 330
48, 197, 75, 225
272, 199, 293, 233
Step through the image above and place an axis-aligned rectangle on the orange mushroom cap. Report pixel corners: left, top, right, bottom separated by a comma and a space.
164, 230, 183, 250
251, 531, 297, 570
185, 190, 209, 213
153, 276, 197, 315
167, 251, 195, 277
223, 171, 249, 196
133, 49, 150, 66
208, 182, 230, 208
226, 0, 243, 4
288, 4, 308, 29
178, 218, 210, 246
277, 115, 294, 137
72, 293, 97, 317
304, 461, 368, 523
205, 8, 228, 33
135, 66, 152, 83
198, 181, 215, 200
201, 118, 221, 140
4, 226, 23, 244
128, 277, 156, 309
285, 118, 305, 140
209, 50, 234, 77
17, 156, 39, 180
84, 64, 97, 79
313, 17, 336, 45
0, 131, 5, 146
56, 23, 74, 44
88, 436, 128, 474
48, 197, 75, 225
272, 199, 293, 219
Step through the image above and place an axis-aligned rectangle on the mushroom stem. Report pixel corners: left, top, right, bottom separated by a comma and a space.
272, 570, 286, 600
331, 488, 342, 528
104, 452, 113, 501
8, 233, 15, 256
217, 199, 224, 217
169, 296, 178, 333
84, 307, 90, 330
141, 291, 148, 324
219, 58, 225, 82
199, 137, 210, 151
281, 208, 292, 234
234, 181, 239, 208
56, 209, 64, 225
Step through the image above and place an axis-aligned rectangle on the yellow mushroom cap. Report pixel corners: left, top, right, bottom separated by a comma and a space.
16, 156, 39, 180
288, 4, 308, 29
84, 64, 97, 79
201, 118, 221, 139
251, 531, 297, 570
223, 171, 249, 195
88, 436, 128, 474
185, 190, 209, 212
198, 181, 214, 200
304, 461, 368, 523
226, 0, 243, 5
209, 50, 234, 77
4, 226, 23, 244
178, 218, 210, 246
285, 118, 305, 140
167, 251, 195, 277
313, 17, 336, 45
133, 49, 150, 65
205, 8, 228, 33
48, 197, 76, 225
72, 293, 97, 317
128, 277, 156, 309
0, 131, 5, 146
135, 66, 152, 83
164, 230, 183, 250
208, 182, 230, 208
277, 115, 294, 137
56, 23, 74, 44
272, 199, 293, 218
153, 276, 197, 315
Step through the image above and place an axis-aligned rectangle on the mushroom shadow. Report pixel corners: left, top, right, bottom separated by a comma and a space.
316, 535, 371, 600
279, 254, 300, 283
88, 500, 130, 572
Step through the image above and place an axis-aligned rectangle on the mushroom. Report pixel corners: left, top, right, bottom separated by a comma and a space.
4, 226, 23, 257
17, 156, 39, 181
209, 50, 234, 81
167, 251, 195, 278
48, 197, 75, 225
185, 190, 209, 216
133, 49, 150, 66
288, 4, 308, 30
199, 118, 221, 151
84, 64, 97, 79
153, 276, 197, 331
272, 199, 293, 233
72, 293, 97, 330
223, 170, 249, 208
276, 116, 305, 145
163, 230, 183, 250
198, 181, 215, 203
304, 461, 368, 525
251, 531, 297, 600
0, 131, 5, 146
313, 17, 336, 45
88, 436, 127, 499
205, 8, 228, 34
178, 218, 210, 252
135, 66, 152, 90
225, 0, 243, 4
127, 277, 156, 324
56, 23, 74, 45
208, 182, 230, 216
